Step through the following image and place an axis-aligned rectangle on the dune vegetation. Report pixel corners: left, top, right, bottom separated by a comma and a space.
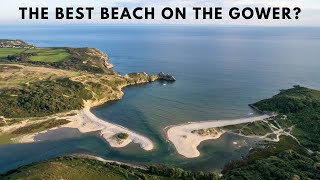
0, 156, 220, 180
253, 85, 320, 151
0, 41, 164, 148
220, 86, 320, 179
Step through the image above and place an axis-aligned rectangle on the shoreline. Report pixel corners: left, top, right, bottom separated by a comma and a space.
77, 106, 154, 150
166, 115, 270, 158
0, 57, 175, 152
5, 77, 158, 151
11, 106, 154, 151
54, 74, 164, 150
69, 153, 147, 170
68, 78, 160, 151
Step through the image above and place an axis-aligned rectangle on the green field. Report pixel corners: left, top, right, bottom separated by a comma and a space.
0, 45, 113, 74
24, 48, 71, 62
0, 48, 25, 58
0, 48, 70, 62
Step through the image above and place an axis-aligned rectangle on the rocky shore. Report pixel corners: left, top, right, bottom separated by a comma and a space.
157, 72, 176, 81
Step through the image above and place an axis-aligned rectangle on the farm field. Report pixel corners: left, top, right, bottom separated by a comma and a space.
0, 48, 71, 62
0, 48, 25, 58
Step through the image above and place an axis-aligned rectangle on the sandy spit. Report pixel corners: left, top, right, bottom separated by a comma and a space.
61, 107, 154, 151
166, 115, 270, 158
8, 107, 154, 151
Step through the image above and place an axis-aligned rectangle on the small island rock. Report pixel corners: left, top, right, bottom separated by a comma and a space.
157, 72, 176, 81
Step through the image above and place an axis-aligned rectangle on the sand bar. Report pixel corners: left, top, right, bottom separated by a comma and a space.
63, 107, 154, 151
9, 106, 154, 151
166, 115, 270, 158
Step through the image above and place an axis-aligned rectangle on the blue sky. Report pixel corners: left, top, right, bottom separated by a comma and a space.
1, 0, 319, 26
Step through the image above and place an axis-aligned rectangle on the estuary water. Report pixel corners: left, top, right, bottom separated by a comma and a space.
0, 25, 320, 172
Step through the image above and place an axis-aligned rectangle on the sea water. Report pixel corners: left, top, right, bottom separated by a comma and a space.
0, 25, 320, 172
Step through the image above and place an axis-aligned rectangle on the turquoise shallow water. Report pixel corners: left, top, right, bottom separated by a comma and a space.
0, 25, 320, 172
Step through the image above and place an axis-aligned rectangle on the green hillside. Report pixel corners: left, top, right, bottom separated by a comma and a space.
221, 86, 320, 179
0, 156, 219, 180
253, 85, 320, 150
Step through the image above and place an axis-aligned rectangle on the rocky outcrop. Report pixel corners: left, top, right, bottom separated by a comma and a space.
125, 72, 176, 83
157, 72, 176, 81
125, 72, 151, 84
84, 48, 114, 69
0, 39, 36, 49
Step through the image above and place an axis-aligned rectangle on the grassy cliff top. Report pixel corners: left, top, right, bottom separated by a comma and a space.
253, 85, 320, 114
254, 85, 320, 150
221, 86, 320, 179
0, 40, 114, 74
0, 40, 36, 49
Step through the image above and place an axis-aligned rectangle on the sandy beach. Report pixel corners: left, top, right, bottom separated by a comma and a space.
0, 71, 159, 151
6, 106, 154, 151
60, 107, 154, 151
166, 115, 270, 158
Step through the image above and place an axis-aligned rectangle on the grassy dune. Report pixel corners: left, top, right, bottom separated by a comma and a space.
0, 64, 79, 88
222, 121, 273, 136
0, 63, 158, 147
0, 78, 92, 118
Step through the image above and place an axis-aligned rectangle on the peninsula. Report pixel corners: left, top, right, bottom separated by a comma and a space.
166, 85, 320, 159
0, 39, 174, 151
166, 115, 271, 158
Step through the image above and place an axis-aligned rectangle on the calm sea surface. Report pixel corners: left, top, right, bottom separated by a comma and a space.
0, 25, 320, 172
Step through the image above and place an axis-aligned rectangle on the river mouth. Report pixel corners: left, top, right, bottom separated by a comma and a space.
0, 129, 262, 173
1, 25, 320, 172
